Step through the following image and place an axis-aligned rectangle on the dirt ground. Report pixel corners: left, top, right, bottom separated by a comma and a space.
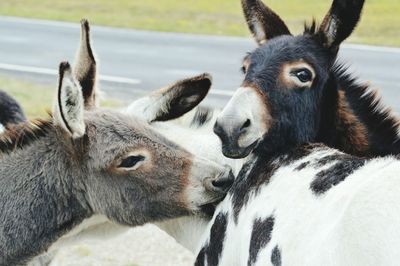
50, 224, 194, 266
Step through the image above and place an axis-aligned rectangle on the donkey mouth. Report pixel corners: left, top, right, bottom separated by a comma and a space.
222, 139, 259, 159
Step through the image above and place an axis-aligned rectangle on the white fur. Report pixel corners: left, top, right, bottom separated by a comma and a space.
199, 147, 400, 265
0, 123, 4, 134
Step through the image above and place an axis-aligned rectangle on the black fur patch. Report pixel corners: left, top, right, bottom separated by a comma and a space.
311, 156, 366, 195
313, 153, 345, 167
295, 161, 310, 171
191, 106, 213, 128
271, 245, 282, 266
195, 212, 228, 266
281, 144, 322, 166
248, 216, 275, 266
194, 247, 206, 266
0, 90, 26, 127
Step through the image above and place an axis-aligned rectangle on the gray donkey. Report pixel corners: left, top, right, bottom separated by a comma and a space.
0, 20, 233, 266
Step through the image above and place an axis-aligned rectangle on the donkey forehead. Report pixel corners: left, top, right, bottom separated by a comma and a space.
84, 110, 180, 149
248, 35, 329, 68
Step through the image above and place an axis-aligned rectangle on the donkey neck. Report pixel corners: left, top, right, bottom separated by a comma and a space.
317, 84, 369, 156
0, 132, 91, 265
318, 71, 400, 157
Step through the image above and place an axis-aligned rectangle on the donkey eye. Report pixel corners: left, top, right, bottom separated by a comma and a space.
118, 155, 145, 168
293, 69, 313, 83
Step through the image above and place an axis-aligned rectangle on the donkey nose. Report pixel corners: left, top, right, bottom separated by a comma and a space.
211, 168, 235, 193
214, 117, 251, 141
240, 119, 251, 133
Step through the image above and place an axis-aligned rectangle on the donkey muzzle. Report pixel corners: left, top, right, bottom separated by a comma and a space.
214, 118, 258, 159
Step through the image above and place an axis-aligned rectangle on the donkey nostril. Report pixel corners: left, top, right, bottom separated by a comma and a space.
212, 170, 234, 192
240, 119, 251, 132
213, 121, 223, 136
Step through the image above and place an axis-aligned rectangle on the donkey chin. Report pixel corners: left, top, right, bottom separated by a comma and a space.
222, 138, 260, 159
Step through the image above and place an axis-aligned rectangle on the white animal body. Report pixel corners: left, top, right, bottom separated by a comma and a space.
196, 144, 400, 266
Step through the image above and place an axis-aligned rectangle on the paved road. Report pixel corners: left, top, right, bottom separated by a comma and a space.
0, 16, 399, 110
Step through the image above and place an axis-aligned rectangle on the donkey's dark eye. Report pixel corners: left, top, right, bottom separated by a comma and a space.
118, 155, 145, 168
293, 69, 313, 83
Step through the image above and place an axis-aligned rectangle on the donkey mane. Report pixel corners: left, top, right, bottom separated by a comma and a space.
0, 117, 53, 154
303, 20, 318, 35
303, 20, 326, 43
334, 65, 400, 155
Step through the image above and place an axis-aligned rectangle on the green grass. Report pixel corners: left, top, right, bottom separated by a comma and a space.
0, 0, 399, 46
0, 75, 123, 119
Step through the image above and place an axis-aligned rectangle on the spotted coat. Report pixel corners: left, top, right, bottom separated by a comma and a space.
196, 144, 400, 266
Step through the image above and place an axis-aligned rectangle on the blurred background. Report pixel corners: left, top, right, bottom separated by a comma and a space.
0, 0, 399, 117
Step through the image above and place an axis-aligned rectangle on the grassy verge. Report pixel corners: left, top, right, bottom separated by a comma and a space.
0, 75, 123, 119
0, 0, 399, 47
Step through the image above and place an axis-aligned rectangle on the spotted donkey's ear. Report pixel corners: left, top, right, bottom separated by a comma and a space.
73, 19, 98, 109
53, 62, 85, 139
241, 0, 291, 45
319, 0, 365, 50
126, 73, 212, 122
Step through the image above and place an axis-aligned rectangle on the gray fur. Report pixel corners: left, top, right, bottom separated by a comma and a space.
0, 83, 228, 265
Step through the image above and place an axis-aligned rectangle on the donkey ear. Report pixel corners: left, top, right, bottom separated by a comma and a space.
319, 0, 365, 49
241, 0, 291, 45
53, 62, 85, 139
126, 73, 212, 122
73, 19, 97, 109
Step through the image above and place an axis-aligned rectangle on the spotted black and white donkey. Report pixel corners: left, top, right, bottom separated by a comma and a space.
196, 0, 400, 265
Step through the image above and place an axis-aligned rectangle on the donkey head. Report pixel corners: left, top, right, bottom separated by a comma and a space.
52, 20, 233, 226
214, 0, 365, 158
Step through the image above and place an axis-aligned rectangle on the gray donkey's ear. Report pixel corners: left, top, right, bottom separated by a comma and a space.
54, 62, 85, 139
126, 73, 212, 122
74, 19, 97, 109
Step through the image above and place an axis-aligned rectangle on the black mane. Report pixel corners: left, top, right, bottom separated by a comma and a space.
334, 64, 400, 156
